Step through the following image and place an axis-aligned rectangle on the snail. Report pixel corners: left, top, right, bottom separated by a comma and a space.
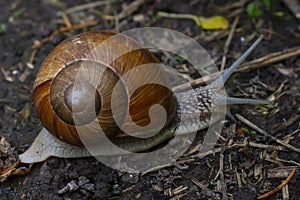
19, 30, 269, 164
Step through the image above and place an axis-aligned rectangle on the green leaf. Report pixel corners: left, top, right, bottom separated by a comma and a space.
250, 130, 257, 135
150, 12, 160, 20
13, 10, 23, 18
262, 0, 274, 11
241, 127, 250, 134
247, 2, 263, 18
174, 55, 186, 62
273, 11, 284, 17
0, 23, 7, 34
241, 127, 256, 135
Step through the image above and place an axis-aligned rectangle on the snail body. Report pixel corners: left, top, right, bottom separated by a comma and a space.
19, 31, 268, 163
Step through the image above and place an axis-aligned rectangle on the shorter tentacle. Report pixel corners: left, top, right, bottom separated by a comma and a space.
216, 96, 270, 105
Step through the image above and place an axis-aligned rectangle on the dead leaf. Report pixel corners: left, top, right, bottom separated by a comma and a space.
197, 15, 229, 30
0, 136, 31, 182
275, 66, 296, 77
157, 12, 229, 30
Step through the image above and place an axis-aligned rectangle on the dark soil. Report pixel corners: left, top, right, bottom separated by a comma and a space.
0, 0, 299, 199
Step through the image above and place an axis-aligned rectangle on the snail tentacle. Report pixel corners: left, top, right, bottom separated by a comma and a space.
213, 35, 264, 87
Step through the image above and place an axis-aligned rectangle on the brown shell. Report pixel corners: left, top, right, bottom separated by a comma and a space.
33, 30, 177, 146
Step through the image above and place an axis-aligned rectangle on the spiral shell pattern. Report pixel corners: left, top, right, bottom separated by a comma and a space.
33, 31, 177, 146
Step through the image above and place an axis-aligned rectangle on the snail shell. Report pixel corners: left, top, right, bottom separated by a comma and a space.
33, 30, 177, 147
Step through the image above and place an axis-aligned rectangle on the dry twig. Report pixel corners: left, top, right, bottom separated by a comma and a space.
1, 68, 13, 82
273, 115, 300, 133
268, 166, 299, 178
101, 0, 144, 20
221, 16, 239, 71
173, 46, 300, 92
213, 0, 250, 12
282, 184, 289, 200
283, 0, 300, 19
257, 168, 297, 199
64, 0, 122, 14
190, 178, 216, 198
42, 19, 99, 44
238, 46, 300, 72
235, 114, 300, 153
218, 153, 228, 200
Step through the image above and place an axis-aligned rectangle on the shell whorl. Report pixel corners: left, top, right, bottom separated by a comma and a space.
33, 30, 177, 146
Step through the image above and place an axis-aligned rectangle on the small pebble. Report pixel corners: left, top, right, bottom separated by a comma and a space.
81, 183, 95, 192
58, 180, 79, 194
78, 176, 89, 186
